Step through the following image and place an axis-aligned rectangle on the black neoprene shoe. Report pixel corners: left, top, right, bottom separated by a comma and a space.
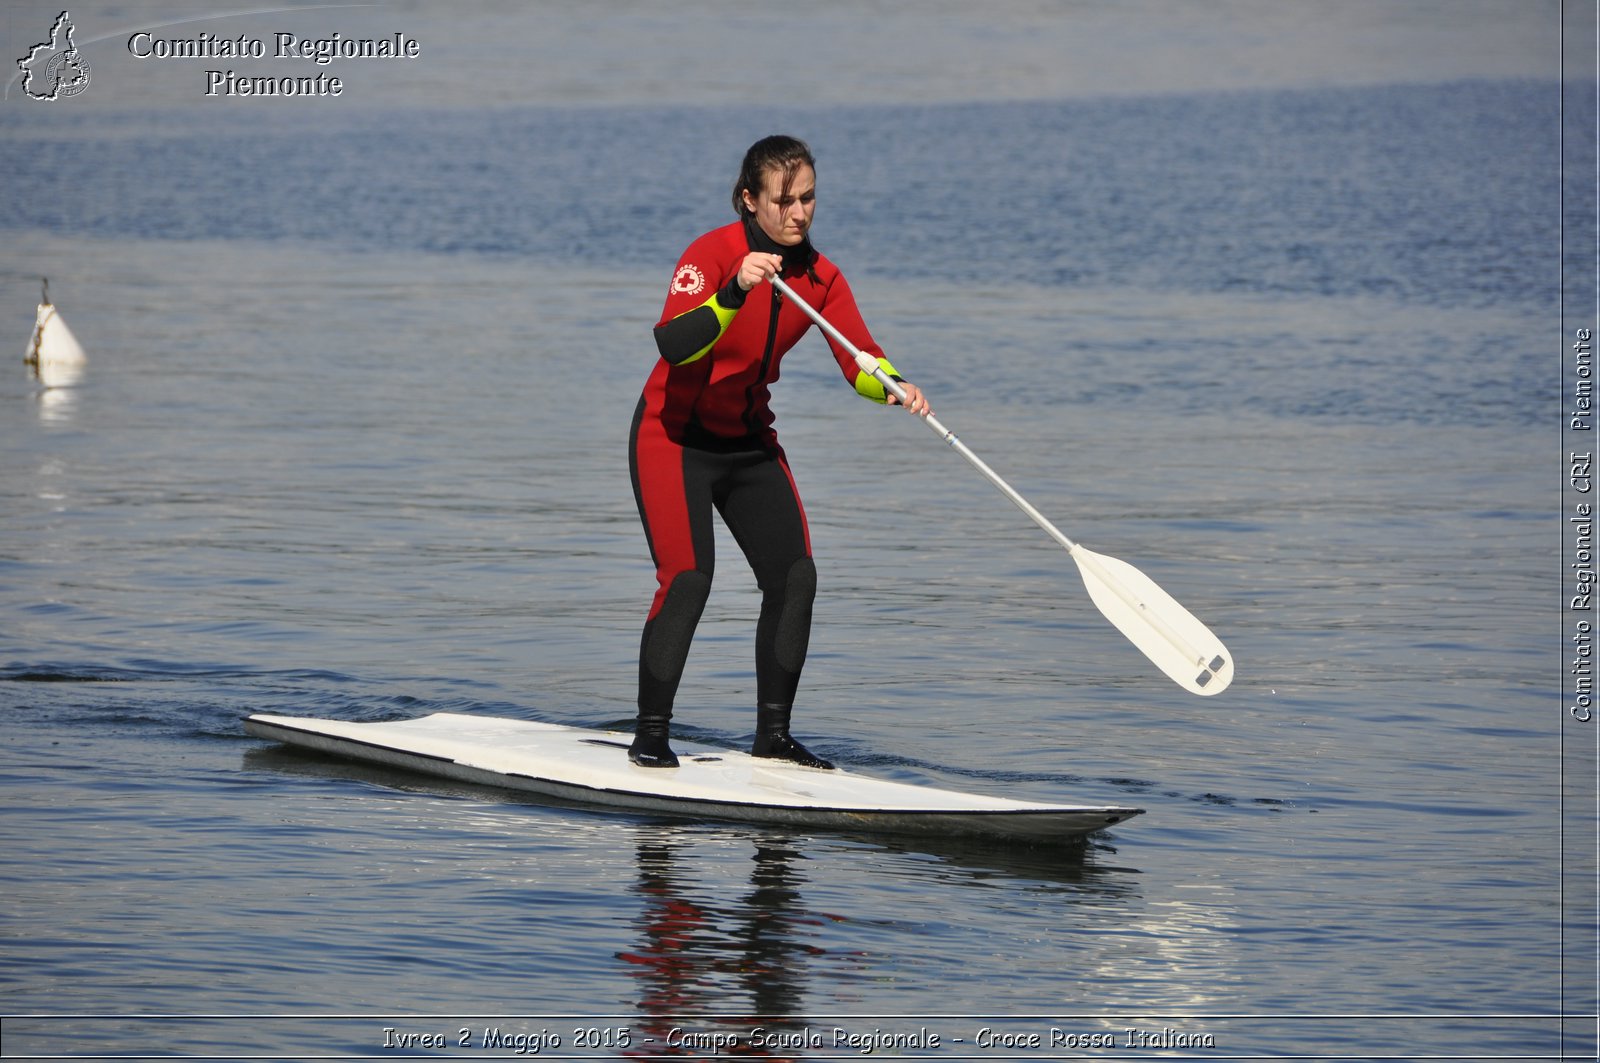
629, 717, 678, 768
751, 732, 835, 770
628, 736, 679, 768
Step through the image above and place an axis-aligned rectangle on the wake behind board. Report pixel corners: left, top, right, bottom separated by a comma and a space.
244, 713, 1141, 843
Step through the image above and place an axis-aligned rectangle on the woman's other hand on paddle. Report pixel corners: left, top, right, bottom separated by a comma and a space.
736, 252, 784, 291
889, 380, 932, 417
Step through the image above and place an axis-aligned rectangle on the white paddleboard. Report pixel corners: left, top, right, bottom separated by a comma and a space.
244, 712, 1141, 843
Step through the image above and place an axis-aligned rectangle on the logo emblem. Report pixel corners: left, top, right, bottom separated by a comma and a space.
671, 264, 706, 296
17, 11, 91, 101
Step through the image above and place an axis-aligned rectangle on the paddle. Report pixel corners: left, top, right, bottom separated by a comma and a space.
771, 275, 1233, 696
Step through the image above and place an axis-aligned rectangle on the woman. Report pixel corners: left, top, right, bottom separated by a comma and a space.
628, 134, 931, 769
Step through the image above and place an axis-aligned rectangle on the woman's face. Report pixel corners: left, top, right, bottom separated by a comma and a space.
743, 163, 816, 247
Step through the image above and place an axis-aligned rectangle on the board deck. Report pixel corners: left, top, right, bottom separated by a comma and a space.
244, 712, 1142, 843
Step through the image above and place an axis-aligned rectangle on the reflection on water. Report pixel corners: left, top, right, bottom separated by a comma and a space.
620, 831, 815, 1060
32, 372, 81, 424
606, 822, 1261, 1053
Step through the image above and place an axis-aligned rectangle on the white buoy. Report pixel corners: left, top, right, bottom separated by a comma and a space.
25, 278, 85, 389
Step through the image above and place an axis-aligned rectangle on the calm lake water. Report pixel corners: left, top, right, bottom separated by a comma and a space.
2, 2, 1593, 1060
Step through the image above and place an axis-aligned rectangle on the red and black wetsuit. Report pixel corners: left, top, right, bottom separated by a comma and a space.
629, 217, 903, 722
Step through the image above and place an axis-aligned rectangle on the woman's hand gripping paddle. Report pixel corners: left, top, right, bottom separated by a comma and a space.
771, 275, 1233, 696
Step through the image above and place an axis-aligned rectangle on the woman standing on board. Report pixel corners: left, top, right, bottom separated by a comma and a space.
628, 134, 932, 769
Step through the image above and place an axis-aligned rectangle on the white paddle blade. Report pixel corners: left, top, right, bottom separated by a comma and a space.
1071, 547, 1233, 696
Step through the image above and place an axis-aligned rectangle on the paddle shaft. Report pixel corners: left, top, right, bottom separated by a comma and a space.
770, 274, 1224, 688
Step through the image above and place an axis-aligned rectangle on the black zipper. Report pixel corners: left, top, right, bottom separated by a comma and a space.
741, 283, 784, 438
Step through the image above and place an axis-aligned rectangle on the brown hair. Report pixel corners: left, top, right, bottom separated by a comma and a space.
732, 135, 815, 218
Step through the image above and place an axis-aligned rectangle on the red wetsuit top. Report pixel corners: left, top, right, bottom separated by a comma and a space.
640, 219, 902, 450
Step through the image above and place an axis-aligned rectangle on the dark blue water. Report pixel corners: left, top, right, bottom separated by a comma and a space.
2, 64, 1590, 1061
5, 82, 1558, 313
